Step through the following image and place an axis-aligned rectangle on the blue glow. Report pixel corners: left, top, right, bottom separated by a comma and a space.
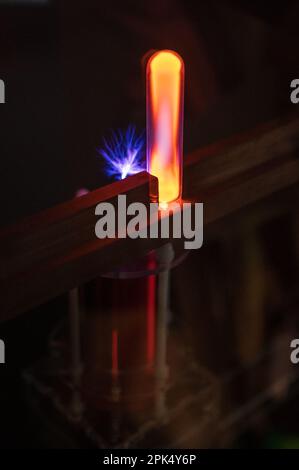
99, 126, 145, 180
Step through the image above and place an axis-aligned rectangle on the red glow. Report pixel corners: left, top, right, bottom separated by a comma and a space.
147, 270, 156, 368
112, 329, 119, 378
147, 50, 184, 204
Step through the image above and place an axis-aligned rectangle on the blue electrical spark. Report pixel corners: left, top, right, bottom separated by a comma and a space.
98, 126, 145, 180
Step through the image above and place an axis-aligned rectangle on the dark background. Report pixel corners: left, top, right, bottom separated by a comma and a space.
1, 0, 299, 448
0, 0, 297, 225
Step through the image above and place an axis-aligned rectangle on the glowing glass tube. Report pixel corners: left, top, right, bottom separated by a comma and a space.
146, 50, 184, 204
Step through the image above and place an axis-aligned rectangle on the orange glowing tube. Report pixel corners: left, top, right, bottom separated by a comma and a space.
146, 50, 184, 204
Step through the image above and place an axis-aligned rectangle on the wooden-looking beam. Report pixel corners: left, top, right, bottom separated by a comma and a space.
1, 114, 299, 321
0, 172, 159, 321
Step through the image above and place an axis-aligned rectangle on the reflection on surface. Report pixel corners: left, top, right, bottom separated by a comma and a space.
24, 244, 219, 448
1, 0, 299, 448
23, 193, 299, 448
